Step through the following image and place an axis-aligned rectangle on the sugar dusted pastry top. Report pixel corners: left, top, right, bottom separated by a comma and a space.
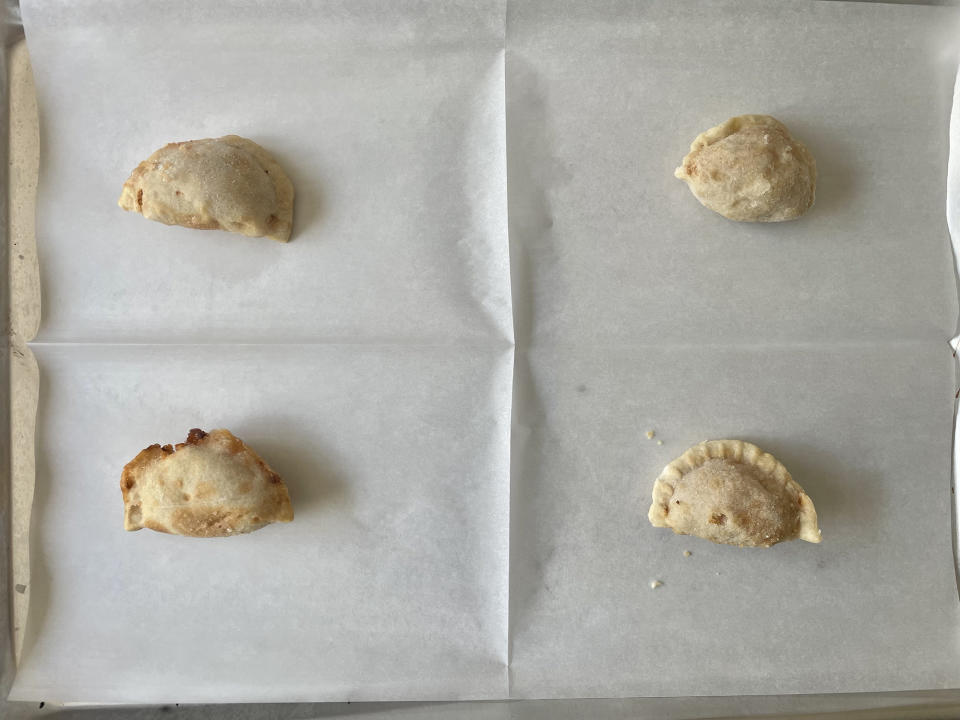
675, 115, 816, 222
121, 428, 293, 537
649, 439, 821, 547
118, 135, 294, 242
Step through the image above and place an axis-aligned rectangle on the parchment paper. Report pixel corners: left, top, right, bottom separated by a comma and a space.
506, 0, 960, 697
12, 0, 513, 704
23, 0, 511, 346
10, 0, 960, 705
12, 343, 512, 703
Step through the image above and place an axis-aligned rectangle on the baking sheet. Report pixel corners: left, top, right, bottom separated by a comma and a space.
10, 0, 960, 704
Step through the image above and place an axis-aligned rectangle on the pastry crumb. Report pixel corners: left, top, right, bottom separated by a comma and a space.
683, 550, 692, 557
657, 440, 663, 446
646, 430, 656, 439
650, 580, 663, 589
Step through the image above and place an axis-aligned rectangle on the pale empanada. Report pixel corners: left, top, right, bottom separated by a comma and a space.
674, 115, 815, 222
648, 439, 821, 547
121, 428, 293, 537
118, 135, 294, 242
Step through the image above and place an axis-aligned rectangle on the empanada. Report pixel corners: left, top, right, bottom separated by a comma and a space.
121, 428, 294, 537
675, 115, 815, 222
118, 135, 294, 242
648, 439, 821, 547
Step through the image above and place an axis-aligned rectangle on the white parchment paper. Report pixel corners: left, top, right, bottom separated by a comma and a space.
506, 0, 960, 697
11, 0, 960, 704
24, 0, 510, 345
506, 0, 960, 699
12, 343, 512, 703
13, 0, 513, 703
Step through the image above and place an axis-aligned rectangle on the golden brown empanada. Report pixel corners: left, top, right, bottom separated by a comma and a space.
648, 439, 821, 547
118, 135, 294, 242
675, 115, 815, 222
121, 428, 293, 537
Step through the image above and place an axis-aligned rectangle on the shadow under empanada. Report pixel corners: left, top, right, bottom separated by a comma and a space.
769, 116, 857, 228
751, 437, 880, 552
248, 136, 325, 243
236, 425, 349, 519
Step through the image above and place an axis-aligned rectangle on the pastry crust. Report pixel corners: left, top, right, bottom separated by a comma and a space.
649, 439, 821, 547
118, 135, 294, 242
121, 428, 294, 537
675, 115, 815, 222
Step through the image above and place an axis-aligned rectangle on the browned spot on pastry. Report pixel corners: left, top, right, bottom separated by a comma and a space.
185, 428, 208, 445
252, 516, 260, 523
709, 513, 727, 525
268, 471, 283, 485
124, 477, 136, 490
175, 190, 183, 197
136, 188, 143, 211
161, 444, 174, 454
733, 512, 763, 538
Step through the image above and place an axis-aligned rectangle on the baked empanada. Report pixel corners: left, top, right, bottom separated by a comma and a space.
675, 115, 815, 222
648, 439, 820, 547
121, 428, 293, 537
118, 135, 294, 242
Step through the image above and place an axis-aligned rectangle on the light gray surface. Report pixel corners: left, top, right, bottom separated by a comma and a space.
7, 694, 960, 720
5, 0, 960, 718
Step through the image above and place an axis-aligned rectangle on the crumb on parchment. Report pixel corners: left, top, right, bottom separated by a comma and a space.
683, 550, 692, 557
646, 430, 655, 439
657, 440, 663, 446
650, 580, 663, 589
